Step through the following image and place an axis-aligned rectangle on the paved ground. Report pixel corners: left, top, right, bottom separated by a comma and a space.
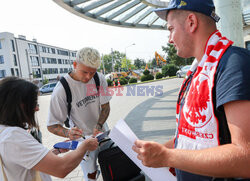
37, 78, 183, 181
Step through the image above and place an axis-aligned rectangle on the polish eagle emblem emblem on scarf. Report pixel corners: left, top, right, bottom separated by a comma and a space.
182, 74, 212, 128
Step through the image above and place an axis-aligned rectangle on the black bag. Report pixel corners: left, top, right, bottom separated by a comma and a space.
60, 72, 100, 128
98, 139, 145, 181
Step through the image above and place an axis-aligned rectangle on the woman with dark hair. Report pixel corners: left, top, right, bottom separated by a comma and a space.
0, 77, 98, 181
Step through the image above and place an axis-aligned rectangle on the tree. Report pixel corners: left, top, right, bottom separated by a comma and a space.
151, 58, 158, 68
134, 58, 146, 69
162, 43, 194, 67
100, 54, 112, 73
100, 50, 125, 73
121, 58, 132, 70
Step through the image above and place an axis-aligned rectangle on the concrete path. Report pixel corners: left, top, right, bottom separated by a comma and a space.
37, 78, 183, 181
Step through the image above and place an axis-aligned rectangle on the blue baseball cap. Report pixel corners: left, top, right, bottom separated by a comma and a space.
154, 0, 220, 22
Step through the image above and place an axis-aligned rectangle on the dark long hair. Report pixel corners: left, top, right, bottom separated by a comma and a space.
0, 77, 38, 129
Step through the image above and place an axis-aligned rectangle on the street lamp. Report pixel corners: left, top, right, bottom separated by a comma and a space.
125, 43, 135, 71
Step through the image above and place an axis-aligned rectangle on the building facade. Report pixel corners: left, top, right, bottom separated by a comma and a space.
0, 32, 76, 85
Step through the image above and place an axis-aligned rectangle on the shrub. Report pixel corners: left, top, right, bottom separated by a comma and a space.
155, 72, 163, 79
43, 77, 49, 85
162, 64, 179, 77
107, 79, 112, 86
129, 77, 137, 84
143, 69, 150, 75
140, 74, 154, 82
147, 74, 154, 81
119, 77, 128, 85
140, 75, 148, 82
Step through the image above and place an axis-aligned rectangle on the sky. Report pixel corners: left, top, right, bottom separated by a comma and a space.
0, 0, 170, 62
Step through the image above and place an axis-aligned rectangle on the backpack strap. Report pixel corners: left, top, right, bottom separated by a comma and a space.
93, 72, 100, 93
60, 76, 72, 128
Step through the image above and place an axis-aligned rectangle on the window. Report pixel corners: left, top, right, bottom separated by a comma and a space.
11, 68, 14, 76
30, 56, 39, 66
42, 57, 46, 64
15, 69, 19, 77
43, 68, 48, 74
13, 54, 17, 66
0, 70, 6, 78
51, 48, 55, 54
246, 41, 250, 51
51, 58, 57, 64
39, 46, 43, 52
11, 40, 15, 52
57, 49, 69, 56
28, 43, 37, 54
32, 68, 41, 78
50, 83, 57, 88
0, 55, 4, 64
0, 40, 2, 49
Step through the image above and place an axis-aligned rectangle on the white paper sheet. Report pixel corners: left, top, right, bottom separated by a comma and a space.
109, 119, 177, 181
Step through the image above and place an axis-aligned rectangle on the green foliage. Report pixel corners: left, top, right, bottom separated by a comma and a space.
143, 69, 150, 75
121, 58, 133, 71
162, 64, 179, 77
119, 77, 128, 85
107, 79, 112, 86
134, 58, 146, 69
43, 77, 49, 85
140, 74, 154, 82
101, 50, 125, 73
151, 58, 158, 68
147, 74, 154, 80
140, 75, 148, 82
162, 43, 194, 67
129, 77, 137, 84
155, 72, 163, 79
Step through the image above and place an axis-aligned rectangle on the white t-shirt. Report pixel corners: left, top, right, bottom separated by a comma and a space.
47, 72, 112, 136
0, 125, 51, 181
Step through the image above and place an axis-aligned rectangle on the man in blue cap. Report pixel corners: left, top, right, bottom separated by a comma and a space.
133, 0, 250, 180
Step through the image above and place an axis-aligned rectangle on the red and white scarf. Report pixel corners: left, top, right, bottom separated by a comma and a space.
175, 30, 233, 150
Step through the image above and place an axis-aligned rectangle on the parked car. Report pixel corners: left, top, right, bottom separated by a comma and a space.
39, 82, 57, 94
176, 65, 191, 78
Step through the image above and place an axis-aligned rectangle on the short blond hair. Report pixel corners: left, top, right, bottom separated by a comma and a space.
76, 47, 101, 69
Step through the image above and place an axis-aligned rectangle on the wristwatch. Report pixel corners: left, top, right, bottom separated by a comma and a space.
95, 123, 103, 131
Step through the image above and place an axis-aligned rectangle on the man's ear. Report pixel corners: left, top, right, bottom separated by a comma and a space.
73, 61, 77, 69
186, 13, 198, 33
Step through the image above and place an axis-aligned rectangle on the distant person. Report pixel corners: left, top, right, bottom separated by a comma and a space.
133, 0, 250, 180
47, 47, 112, 181
0, 77, 98, 181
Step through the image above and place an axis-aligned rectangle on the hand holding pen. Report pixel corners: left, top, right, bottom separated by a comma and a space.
67, 127, 83, 140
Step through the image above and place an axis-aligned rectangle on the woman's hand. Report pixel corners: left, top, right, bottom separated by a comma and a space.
84, 137, 98, 151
